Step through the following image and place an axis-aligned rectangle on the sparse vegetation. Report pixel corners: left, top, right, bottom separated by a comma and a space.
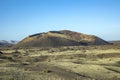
0, 43, 120, 80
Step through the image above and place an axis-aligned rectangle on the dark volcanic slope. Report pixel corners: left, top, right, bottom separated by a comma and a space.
15, 30, 109, 48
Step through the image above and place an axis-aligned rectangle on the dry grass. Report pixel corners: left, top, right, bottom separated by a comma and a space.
0, 44, 120, 80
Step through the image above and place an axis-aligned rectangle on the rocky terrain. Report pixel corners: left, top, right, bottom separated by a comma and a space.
0, 44, 120, 80
0, 30, 120, 80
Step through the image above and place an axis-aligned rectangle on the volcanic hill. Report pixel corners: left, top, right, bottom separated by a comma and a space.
15, 30, 109, 48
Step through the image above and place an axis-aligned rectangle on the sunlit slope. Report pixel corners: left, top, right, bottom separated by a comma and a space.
15, 30, 109, 48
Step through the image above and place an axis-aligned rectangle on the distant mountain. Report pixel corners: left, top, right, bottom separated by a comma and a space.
0, 40, 9, 46
14, 30, 109, 48
109, 40, 120, 45
0, 40, 18, 47
9, 40, 18, 44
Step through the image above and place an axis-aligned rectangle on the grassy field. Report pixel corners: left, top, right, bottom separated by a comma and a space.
0, 44, 120, 80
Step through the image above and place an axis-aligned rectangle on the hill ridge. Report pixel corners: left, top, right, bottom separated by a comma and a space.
14, 30, 109, 48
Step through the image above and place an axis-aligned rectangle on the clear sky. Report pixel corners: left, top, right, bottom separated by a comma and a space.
0, 0, 120, 41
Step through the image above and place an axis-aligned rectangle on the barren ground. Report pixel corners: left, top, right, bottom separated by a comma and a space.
0, 44, 120, 80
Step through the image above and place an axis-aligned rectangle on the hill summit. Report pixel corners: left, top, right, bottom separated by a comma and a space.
15, 30, 109, 48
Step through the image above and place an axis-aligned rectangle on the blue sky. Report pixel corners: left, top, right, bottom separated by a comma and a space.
0, 0, 120, 41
